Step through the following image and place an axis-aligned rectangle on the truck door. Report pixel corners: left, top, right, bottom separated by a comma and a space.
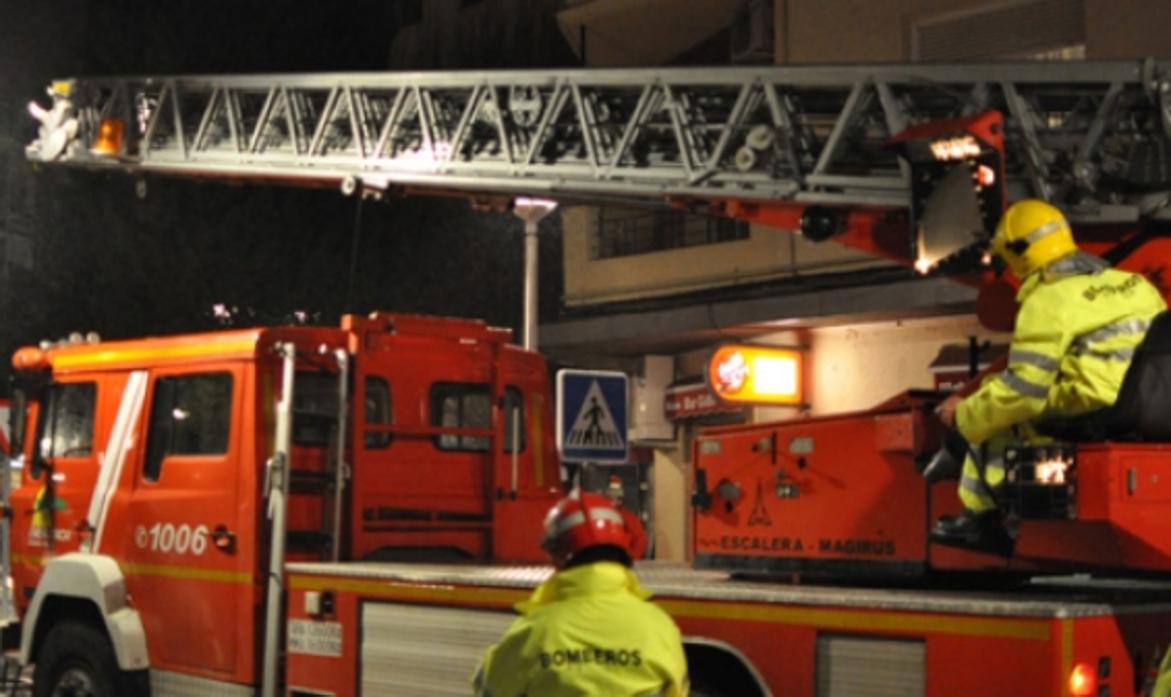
110, 364, 251, 681
9, 376, 105, 601
351, 339, 497, 558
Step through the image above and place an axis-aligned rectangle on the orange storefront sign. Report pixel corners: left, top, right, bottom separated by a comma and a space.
707, 344, 803, 406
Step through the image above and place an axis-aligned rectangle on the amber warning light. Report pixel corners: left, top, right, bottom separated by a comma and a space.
92, 118, 125, 156
707, 345, 803, 406
928, 134, 981, 161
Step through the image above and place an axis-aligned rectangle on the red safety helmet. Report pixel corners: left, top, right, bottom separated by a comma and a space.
541, 491, 647, 568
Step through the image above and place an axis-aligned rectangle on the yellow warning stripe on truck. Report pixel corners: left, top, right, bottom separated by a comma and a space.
119, 561, 253, 585
288, 573, 1051, 641
13, 553, 252, 585
655, 598, 1051, 641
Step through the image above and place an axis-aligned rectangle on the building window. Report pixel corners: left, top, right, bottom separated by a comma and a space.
364, 376, 392, 449
145, 373, 232, 482
431, 383, 491, 452
913, 0, 1085, 62
592, 207, 750, 259
1025, 44, 1085, 61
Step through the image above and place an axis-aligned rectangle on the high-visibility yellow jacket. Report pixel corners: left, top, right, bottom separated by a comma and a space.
957, 254, 1166, 445
473, 561, 689, 697
1153, 645, 1171, 697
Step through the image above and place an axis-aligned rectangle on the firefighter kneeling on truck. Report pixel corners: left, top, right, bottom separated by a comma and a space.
929, 198, 1167, 552
473, 492, 689, 696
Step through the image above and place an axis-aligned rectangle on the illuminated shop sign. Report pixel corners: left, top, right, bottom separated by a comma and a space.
663, 382, 741, 420
706, 344, 803, 406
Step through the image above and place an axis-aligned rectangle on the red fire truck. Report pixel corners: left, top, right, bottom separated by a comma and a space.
5, 312, 562, 695
11, 60, 1171, 696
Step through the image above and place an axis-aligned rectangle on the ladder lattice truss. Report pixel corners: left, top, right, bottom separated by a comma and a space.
25, 60, 1171, 219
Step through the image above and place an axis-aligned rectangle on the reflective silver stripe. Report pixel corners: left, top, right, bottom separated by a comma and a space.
1084, 347, 1136, 361
960, 476, 991, 497
1046, 251, 1107, 276
546, 506, 624, 538
998, 370, 1049, 399
548, 510, 586, 537
1009, 349, 1059, 372
1023, 220, 1066, 243
589, 507, 625, 525
1075, 317, 1151, 350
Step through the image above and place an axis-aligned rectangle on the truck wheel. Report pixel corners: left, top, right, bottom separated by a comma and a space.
690, 677, 734, 697
33, 621, 147, 697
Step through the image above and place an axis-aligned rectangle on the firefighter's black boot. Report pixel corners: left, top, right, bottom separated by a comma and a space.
930, 510, 1014, 557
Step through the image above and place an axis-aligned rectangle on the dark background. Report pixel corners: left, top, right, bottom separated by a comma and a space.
0, 1, 567, 381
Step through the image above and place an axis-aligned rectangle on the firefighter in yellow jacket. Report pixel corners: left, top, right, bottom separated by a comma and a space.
932, 199, 1166, 551
473, 492, 689, 697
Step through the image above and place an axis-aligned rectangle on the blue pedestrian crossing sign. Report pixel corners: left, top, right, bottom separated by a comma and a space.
556, 369, 629, 463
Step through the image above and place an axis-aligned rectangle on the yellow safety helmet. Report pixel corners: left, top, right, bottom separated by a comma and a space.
990, 199, 1078, 278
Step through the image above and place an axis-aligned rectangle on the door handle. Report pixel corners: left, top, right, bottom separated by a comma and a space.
211, 524, 236, 552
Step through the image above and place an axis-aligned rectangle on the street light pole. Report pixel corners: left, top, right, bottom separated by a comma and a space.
513, 197, 557, 351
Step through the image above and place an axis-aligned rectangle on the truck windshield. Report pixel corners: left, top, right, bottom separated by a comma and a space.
8, 390, 26, 456
30, 382, 97, 479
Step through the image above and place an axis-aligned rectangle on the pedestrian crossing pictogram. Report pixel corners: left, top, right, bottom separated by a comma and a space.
565, 381, 623, 448
556, 369, 628, 463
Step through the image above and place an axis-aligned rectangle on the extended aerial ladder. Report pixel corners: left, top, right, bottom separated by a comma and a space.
24, 59, 1171, 273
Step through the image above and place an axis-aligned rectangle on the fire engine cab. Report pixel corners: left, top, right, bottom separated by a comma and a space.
5, 313, 560, 694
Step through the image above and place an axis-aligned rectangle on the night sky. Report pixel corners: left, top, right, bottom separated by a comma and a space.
0, 1, 565, 380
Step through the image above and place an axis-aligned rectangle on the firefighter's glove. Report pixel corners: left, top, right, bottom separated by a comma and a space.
935, 393, 961, 430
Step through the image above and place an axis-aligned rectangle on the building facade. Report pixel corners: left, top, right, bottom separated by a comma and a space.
390, 0, 1171, 560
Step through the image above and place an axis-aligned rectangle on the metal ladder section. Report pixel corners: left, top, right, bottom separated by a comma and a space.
25, 60, 1171, 221
285, 348, 350, 563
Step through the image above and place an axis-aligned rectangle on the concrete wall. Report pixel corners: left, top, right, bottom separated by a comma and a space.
777, 0, 1171, 64
561, 206, 884, 307
1085, 0, 1171, 58
651, 437, 691, 561
805, 314, 1009, 415
750, 314, 1008, 419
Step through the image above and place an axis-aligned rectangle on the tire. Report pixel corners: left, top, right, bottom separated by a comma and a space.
32, 621, 148, 697
689, 676, 734, 697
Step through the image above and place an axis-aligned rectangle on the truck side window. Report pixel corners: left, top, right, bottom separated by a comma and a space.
502, 387, 525, 454
30, 382, 96, 479
431, 383, 490, 452
364, 377, 392, 449
144, 373, 232, 482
